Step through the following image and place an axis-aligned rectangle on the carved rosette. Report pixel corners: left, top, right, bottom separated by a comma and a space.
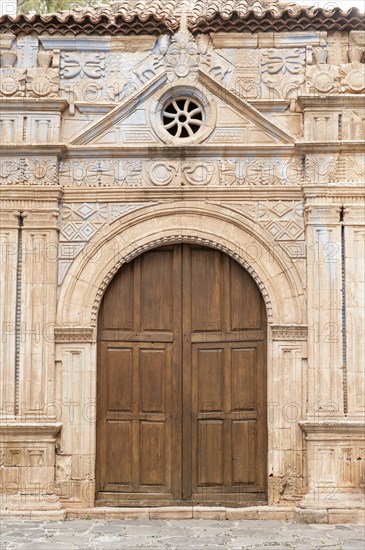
341, 62, 365, 93
0, 67, 26, 97
26, 67, 59, 97
306, 64, 340, 94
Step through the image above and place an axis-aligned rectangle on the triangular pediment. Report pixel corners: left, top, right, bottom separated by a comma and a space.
70, 72, 167, 146
198, 70, 294, 145
70, 69, 294, 148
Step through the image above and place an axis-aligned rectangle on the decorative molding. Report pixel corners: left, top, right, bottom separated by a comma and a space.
300, 421, 365, 440
0, 423, 62, 438
271, 325, 308, 341
54, 327, 94, 343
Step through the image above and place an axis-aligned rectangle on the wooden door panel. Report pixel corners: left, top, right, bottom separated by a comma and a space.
140, 422, 166, 486
99, 261, 133, 331
197, 420, 224, 486
140, 249, 174, 331
191, 248, 223, 333
231, 347, 257, 410
103, 422, 133, 489
197, 348, 224, 411
231, 421, 256, 484
140, 349, 165, 413
105, 347, 133, 414
97, 244, 267, 505
98, 342, 173, 498
230, 258, 264, 330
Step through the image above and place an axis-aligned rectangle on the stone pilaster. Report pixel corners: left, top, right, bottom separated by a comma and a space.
304, 200, 343, 417
19, 206, 59, 420
343, 201, 365, 417
0, 209, 20, 419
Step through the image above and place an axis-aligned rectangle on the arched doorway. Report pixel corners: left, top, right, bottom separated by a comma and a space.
96, 244, 267, 506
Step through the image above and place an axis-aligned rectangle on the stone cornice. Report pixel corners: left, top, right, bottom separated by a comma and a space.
210, 30, 325, 49
0, 99, 69, 112
0, 188, 62, 202
61, 186, 303, 203
297, 95, 365, 110
300, 421, 365, 440
248, 99, 291, 112
0, 423, 62, 438
303, 184, 365, 200
40, 35, 157, 53
64, 144, 295, 159
0, 145, 66, 156
296, 141, 365, 153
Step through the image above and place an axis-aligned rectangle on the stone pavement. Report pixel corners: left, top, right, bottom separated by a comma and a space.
0, 519, 364, 549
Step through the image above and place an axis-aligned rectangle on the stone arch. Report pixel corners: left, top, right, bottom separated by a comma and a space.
57, 201, 305, 329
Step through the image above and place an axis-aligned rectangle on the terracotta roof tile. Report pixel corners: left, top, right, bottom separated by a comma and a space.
190, 6, 365, 34
0, 1, 363, 35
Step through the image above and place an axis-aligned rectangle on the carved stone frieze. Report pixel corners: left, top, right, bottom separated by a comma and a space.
60, 160, 142, 187
271, 325, 308, 341
59, 158, 303, 188
0, 158, 59, 185
305, 154, 365, 183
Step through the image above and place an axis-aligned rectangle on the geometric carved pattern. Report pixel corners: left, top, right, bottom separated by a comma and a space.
223, 200, 305, 242
58, 202, 156, 285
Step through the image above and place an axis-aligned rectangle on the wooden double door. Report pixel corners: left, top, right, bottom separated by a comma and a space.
96, 244, 267, 506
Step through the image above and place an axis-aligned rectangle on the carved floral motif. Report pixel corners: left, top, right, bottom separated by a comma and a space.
0, 67, 26, 97
60, 52, 105, 79
165, 26, 199, 81
306, 64, 340, 94
261, 48, 305, 99
341, 62, 365, 93
26, 67, 59, 97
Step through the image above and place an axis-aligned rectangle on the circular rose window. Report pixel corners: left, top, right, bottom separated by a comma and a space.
162, 97, 203, 138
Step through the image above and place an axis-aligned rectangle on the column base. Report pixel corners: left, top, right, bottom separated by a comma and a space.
0, 493, 66, 520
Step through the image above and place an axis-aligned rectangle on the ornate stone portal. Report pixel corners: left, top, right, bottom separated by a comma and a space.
0, 1, 364, 520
